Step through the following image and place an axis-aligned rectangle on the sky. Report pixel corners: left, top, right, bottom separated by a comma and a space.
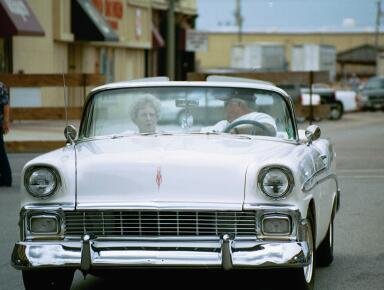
196, 0, 381, 32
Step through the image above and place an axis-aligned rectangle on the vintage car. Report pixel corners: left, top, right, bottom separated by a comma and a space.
12, 76, 340, 290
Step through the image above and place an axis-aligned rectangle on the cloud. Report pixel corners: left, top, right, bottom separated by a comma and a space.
342, 18, 356, 28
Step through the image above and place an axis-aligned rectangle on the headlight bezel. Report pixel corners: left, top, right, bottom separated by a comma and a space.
258, 166, 294, 200
261, 214, 292, 236
28, 214, 60, 235
23, 210, 65, 240
24, 166, 61, 199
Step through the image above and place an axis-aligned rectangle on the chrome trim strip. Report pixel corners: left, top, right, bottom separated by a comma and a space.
243, 204, 299, 211
75, 203, 243, 210
302, 172, 339, 193
22, 204, 76, 211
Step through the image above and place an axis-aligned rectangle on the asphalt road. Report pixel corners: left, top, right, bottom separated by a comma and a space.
1, 111, 384, 289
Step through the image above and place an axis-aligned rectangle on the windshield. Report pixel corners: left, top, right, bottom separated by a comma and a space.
81, 86, 296, 140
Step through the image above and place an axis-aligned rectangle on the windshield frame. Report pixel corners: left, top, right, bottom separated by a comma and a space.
78, 82, 299, 141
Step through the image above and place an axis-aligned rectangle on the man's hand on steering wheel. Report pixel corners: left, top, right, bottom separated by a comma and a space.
224, 120, 276, 136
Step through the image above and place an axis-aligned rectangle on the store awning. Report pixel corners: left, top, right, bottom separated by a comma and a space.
337, 44, 379, 65
0, 0, 45, 37
71, 0, 119, 42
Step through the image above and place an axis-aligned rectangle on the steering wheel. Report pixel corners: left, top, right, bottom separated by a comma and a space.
224, 120, 275, 136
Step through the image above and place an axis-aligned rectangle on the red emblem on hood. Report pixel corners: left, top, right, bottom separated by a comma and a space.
156, 167, 163, 190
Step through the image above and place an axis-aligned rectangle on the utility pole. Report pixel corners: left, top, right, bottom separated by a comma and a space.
235, 0, 243, 43
167, 0, 176, 80
375, 1, 382, 51
309, 71, 314, 125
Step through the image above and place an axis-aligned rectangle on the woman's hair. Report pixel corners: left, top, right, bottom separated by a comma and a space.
129, 93, 161, 121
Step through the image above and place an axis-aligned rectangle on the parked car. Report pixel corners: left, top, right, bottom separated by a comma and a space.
301, 84, 344, 120
279, 83, 344, 120
12, 76, 340, 290
357, 76, 384, 110
335, 90, 358, 112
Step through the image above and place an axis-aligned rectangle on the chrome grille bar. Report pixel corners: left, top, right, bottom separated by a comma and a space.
64, 211, 256, 237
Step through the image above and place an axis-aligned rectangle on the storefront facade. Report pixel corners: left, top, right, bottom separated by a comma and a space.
2, 0, 196, 107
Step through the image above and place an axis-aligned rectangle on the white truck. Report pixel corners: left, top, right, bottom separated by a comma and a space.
231, 43, 286, 71
291, 44, 336, 81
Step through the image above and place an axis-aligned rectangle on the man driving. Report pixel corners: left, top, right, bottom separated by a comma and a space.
202, 90, 277, 136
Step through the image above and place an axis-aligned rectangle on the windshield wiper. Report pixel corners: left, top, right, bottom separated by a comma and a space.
190, 131, 220, 135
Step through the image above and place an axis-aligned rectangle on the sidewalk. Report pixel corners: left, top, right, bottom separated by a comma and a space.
4, 120, 80, 153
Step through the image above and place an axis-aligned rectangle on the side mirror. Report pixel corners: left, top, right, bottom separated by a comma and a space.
64, 125, 77, 144
305, 125, 321, 146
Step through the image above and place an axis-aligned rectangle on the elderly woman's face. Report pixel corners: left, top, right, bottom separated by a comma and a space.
135, 103, 158, 133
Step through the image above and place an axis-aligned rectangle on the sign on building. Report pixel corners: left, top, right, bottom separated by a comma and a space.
186, 30, 208, 52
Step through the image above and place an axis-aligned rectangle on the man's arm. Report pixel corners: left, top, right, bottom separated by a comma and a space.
200, 120, 229, 133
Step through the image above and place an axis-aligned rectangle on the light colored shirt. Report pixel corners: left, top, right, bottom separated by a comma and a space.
201, 112, 277, 133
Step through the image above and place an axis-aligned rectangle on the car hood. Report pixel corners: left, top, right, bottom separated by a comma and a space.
75, 135, 296, 210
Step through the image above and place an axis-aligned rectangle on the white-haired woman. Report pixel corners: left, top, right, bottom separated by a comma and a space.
130, 94, 161, 133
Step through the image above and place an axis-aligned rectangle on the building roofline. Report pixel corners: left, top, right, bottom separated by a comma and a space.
197, 27, 380, 35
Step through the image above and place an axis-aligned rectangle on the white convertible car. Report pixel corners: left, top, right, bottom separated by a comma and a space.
12, 76, 340, 290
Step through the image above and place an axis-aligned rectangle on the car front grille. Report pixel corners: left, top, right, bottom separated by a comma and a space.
64, 210, 256, 237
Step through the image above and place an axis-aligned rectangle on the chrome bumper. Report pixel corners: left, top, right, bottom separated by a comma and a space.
12, 236, 310, 271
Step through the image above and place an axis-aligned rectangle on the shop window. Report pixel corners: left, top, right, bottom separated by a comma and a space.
0, 38, 12, 73
99, 47, 115, 82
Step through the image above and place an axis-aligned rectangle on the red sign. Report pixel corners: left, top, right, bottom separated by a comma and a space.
92, 0, 123, 30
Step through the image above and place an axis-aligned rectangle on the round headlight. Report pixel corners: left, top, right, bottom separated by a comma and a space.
258, 167, 294, 199
25, 167, 60, 198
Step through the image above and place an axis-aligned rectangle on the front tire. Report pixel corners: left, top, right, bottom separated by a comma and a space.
22, 269, 75, 290
329, 102, 343, 120
292, 209, 316, 290
317, 215, 334, 266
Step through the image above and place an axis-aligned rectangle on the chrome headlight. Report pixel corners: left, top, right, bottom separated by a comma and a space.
24, 167, 60, 198
258, 166, 294, 199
